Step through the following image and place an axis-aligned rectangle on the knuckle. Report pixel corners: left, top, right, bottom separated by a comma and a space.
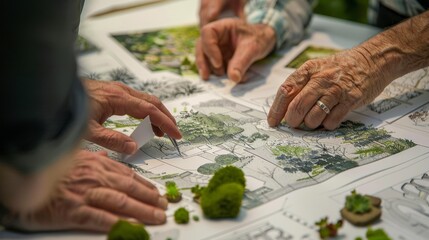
114, 192, 128, 210
145, 102, 158, 114
323, 120, 339, 131
85, 189, 103, 204
148, 95, 162, 107
72, 208, 92, 226
104, 132, 120, 147
124, 177, 137, 194
304, 112, 320, 129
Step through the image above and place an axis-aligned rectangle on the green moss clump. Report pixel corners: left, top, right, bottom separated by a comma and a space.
206, 166, 245, 193
354, 227, 392, 240
193, 215, 199, 221
195, 166, 246, 219
366, 228, 391, 240
174, 207, 190, 224
201, 182, 244, 218
345, 190, 372, 214
107, 220, 150, 240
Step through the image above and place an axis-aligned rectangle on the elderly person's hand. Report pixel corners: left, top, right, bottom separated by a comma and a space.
196, 18, 276, 82
267, 49, 389, 130
267, 10, 429, 131
199, 0, 246, 27
1, 150, 168, 232
84, 80, 182, 155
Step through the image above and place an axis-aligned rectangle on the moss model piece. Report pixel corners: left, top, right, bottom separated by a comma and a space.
164, 181, 182, 203
193, 215, 200, 221
355, 227, 392, 240
315, 217, 343, 239
107, 220, 150, 240
196, 166, 246, 219
174, 207, 190, 224
191, 184, 205, 203
341, 190, 382, 226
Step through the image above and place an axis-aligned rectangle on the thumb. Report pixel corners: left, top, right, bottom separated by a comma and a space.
205, 0, 227, 25
85, 121, 138, 155
227, 43, 259, 82
232, 0, 246, 20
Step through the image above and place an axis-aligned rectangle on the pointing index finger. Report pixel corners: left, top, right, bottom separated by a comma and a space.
267, 86, 290, 127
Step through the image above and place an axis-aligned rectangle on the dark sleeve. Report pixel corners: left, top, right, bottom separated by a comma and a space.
0, 0, 89, 173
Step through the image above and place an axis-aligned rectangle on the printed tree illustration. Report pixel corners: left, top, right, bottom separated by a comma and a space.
214, 154, 239, 165
408, 109, 429, 126
336, 120, 415, 157
273, 144, 359, 180
83, 72, 102, 80
197, 163, 222, 175
177, 112, 244, 144
257, 166, 283, 187
108, 68, 135, 84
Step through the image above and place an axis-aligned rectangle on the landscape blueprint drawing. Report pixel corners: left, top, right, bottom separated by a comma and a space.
384, 102, 429, 147
355, 67, 429, 123
106, 92, 416, 210
71, 22, 429, 239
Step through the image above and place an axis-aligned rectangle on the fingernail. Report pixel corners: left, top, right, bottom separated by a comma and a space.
157, 197, 168, 210
154, 209, 166, 223
267, 117, 278, 127
267, 86, 290, 127
125, 141, 137, 154
231, 69, 242, 82
209, 57, 221, 69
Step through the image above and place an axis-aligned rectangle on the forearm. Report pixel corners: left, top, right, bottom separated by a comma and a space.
354, 10, 429, 85
245, 0, 314, 49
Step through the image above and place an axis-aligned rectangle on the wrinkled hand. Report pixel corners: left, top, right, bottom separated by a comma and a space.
84, 80, 182, 154
267, 48, 387, 130
199, 0, 246, 27
196, 18, 276, 82
2, 150, 168, 232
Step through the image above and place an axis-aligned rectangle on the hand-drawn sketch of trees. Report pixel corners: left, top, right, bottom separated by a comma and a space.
178, 112, 244, 144
108, 68, 135, 84
408, 107, 429, 126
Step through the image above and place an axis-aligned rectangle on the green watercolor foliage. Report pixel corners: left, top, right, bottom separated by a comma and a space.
272, 145, 311, 158
178, 112, 244, 144
197, 163, 222, 175
286, 46, 339, 69
214, 154, 239, 165
107, 220, 150, 240
113, 25, 199, 76
239, 132, 270, 143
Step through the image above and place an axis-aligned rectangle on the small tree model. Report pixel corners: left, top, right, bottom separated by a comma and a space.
193, 166, 246, 219
345, 190, 372, 214
107, 220, 150, 240
164, 181, 182, 203
315, 217, 343, 239
341, 190, 382, 226
174, 207, 190, 224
